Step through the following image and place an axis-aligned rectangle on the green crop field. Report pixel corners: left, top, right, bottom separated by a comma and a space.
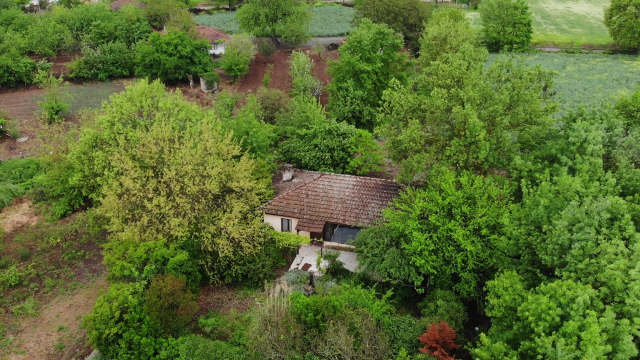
467, 0, 612, 46
195, 6, 355, 37
489, 53, 640, 111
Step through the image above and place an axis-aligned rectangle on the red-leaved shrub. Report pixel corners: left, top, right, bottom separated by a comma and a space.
418, 321, 461, 360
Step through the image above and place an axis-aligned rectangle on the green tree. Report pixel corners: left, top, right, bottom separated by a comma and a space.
473, 272, 638, 359
145, 274, 198, 338
69, 42, 135, 81
353, 0, 431, 53
219, 33, 256, 80
289, 50, 322, 99
143, 0, 183, 29
237, 0, 311, 46
379, 9, 555, 182
135, 30, 213, 82
0, 53, 35, 88
327, 19, 408, 130
479, 0, 532, 52
605, 0, 640, 49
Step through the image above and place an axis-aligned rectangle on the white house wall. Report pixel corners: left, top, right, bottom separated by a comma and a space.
209, 43, 226, 55
264, 214, 310, 238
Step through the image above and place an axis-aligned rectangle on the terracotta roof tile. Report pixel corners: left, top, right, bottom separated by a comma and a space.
196, 25, 230, 43
263, 170, 403, 229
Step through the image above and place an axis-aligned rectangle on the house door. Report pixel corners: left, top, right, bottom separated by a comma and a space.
323, 223, 336, 241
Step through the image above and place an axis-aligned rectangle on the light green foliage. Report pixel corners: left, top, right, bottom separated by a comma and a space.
26, 13, 75, 58
236, 0, 311, 46
177, 335, 247, 360
616, 87, 640, 128
11, 297, 39, 317
353, 0, 431, 53
0, 53, 35, 88
35, 71, 71, 123
474, 272, 638, 359
418, 290, 467, 333
84, 282, 174, 359
479, 0, 532, 52
70, 42, 135, 81
0, 158, 41, 210
380, 10, 555, 182
196, 7, 354, 37
0, 265, 21, 290
328, 19, 407, 130
143, 0, 184, 29
346, 129, 384, 175
381, 167, 509, 300
200, 71, 220, 91
605, 0, 640, 49
220, 33, 256, 79
289, 51, 322, 98
275, 95, 326, 138
135, 30, 213, 81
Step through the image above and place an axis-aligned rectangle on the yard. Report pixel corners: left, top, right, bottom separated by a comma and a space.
195, 6, 355, 37
467, 0, 612, 46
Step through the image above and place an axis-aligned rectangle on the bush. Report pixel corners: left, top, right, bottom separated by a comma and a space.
200, 71, 220, 91
258, 40, 276, 62
479, 0, 532, 52
0, 53, 36, 88
84, 283, 173, 359
220, 33, 256, 79
289, 50, 322, 98
144, 0, 184, 29
145, 274, 198, 338
418, 290, 468, 333
26, 15, 75, 58
177, 335, 247, 360
135, 30, 213, 82
256, 87, 289, 124
0, 158, 42, 188
34, 71, 71, 123
69, 42, 135, 81
0, 265, 21, 289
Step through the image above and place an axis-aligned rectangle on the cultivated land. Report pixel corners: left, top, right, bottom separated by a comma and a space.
467, 0, 612, 46
491, 53, 640, 110
195, 6, 355, 37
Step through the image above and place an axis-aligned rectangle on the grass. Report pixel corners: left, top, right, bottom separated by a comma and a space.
489, 53, 640, 111
195, 6, 355, 37
465, 0, 612, 46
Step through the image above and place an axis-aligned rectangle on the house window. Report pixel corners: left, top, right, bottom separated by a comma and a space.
281, 218, 292, 232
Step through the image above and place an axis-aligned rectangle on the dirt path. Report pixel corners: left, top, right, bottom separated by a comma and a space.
7, 276, 107, 360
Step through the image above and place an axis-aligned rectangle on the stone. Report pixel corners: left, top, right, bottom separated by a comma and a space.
16, 137, 28, 143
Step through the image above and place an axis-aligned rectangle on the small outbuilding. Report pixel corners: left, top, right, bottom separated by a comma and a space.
196, 25, 230, 56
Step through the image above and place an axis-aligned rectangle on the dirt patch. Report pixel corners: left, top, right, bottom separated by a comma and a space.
7, 276, 107, 360
0, 199, 39, 234
196, 285, 262, 316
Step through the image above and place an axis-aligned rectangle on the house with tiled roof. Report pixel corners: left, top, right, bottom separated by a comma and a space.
262, 165, 403, 247
196, 25, 230, 55
109, 0, 147, 11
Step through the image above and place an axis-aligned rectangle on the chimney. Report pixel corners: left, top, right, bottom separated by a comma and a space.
282, 164, 294, 182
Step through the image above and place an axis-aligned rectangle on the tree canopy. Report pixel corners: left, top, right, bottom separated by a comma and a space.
605, 0, 640, 49
479, 0, 533, 52
237, 0, 312, 46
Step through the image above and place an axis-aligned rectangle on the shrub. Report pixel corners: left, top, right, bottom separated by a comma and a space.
144, 0, 184, 29
256, 87, 289, 124
0, 265, 21, 289
135, 30, 213, 82
418, 290, 468, 333
34, 72, 71, 123
69, 42, 135, 81
0, 184, 24, 209
479, 0, 532, 52
289, 50, 322, 98
418, 321, 461, 360
220, 33, 256, 79
0, 53, 36, 88
145, 274, 198, 338
26, 15, 75, 58
11, 297, 39, 316
84, 282, 173, 359
0, 158, 42, 188
200, 71, 220, 91
177, 335, 247, 360
258, 40, 276, 62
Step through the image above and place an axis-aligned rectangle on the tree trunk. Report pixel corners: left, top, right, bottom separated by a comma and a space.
271, 33, 280, 47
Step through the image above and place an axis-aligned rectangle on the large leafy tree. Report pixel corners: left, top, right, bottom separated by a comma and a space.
236, 0, 311, 46
135, 30, 213, 82
605, 0, 640, 49
353, 0, 431, 53
378, 9, 555, 183
479, 0, 533, 52
220, 33, 256, 79
356, 167, 510, 300
327, 18, 408, 130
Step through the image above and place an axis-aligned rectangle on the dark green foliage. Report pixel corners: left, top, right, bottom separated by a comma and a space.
328, 19, 407, 130
256, 87, 289, 124
418, 290, 467, 333
145, 274, 198, 338
605, 0, 640, 49
353, 0, 431, 53
0, 0, 15, 10
144, 0, 184, 29
615, 87, 640, 129
479, 0, 533, 52
69, 42, 135, 81
84, 283, 176, 359
0, 158, 42, 204
0, 53, 36, 88
135, 30, 213, 82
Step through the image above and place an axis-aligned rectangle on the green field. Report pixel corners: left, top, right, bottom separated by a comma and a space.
467, 0, 612, 46
195, 6, 355, 37
489, 53, 640, 110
